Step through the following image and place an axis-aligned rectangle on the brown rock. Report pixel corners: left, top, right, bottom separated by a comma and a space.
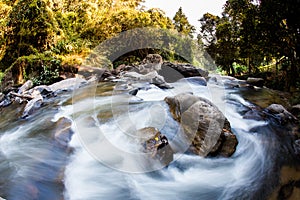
165, 93, 238, 157
136, 127, 174, 166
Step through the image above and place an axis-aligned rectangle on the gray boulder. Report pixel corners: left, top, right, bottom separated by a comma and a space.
164, 93, 238, 157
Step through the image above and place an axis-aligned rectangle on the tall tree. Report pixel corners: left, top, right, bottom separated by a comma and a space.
173, 7, 195, 37
198, 13, 220, 60
259, 0, 300, 90
215, 17, 238, 76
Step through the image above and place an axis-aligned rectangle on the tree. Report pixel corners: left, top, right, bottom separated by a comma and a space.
215, 17, 238, 76
259, 0, 300, 90
198, 13, 220, 60
173, 7, 195, 37
1, 0, 59, 69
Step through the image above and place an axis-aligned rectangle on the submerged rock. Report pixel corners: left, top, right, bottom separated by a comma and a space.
164, 93, 238, 157
53, 117, 74, 147
136, 127, 174, 166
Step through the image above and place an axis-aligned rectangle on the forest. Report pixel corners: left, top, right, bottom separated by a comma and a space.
0, 0, 299, 92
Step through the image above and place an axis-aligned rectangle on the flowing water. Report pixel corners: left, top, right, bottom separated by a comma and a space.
0, 78, 298, 200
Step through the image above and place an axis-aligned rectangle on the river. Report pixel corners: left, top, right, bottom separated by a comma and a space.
0, 77, 299, 200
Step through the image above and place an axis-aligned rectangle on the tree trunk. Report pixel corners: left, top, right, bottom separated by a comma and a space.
230, 64, 235, 77
247, 57, 251, 75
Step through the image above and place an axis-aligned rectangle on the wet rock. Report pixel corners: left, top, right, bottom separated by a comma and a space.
18, 80, 33, 94
265, 104, 297, 125
209, 125, 238, 157
128, 88, 139, 96
123, 71, 173, 89
53, 117, 73, 147
246, 77, 264, 87
21, 95, 43, 118
209, 75, 242, 88
243, 109, 266, 121
49, 77, 87, 92
159, 62, 208, 82
0, 96, 12, 107
137, 127, 174, 166
177, 77, 207, 86
165, 93, 238, 157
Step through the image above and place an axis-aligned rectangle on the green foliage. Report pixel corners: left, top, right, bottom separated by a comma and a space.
1, 0, 59, 69
12, 53, 61, 85
233, 62, 247, 75
31, 64, 60, 86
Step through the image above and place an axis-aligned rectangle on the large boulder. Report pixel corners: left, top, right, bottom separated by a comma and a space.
164, 93, 238, 157
136, 127, 174, 166
159, 62, 209, 82
246, 77, 264, 87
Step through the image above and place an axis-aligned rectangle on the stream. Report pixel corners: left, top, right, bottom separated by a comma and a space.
0, 77, 299, 200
